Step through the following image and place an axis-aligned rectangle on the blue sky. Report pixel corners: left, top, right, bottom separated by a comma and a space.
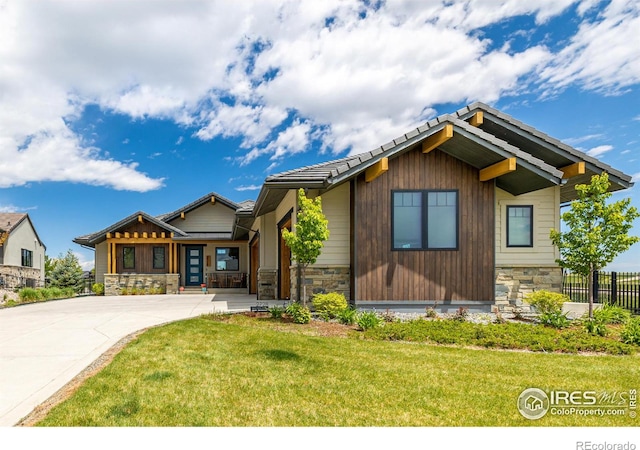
1, 0, 639, 271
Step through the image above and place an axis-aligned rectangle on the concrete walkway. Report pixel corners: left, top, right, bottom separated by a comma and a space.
0, 293, 273, 426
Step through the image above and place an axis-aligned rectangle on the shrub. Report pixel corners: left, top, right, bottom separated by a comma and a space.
621, 317, 640, 345
286, 302, 311, 324
19, 288, 43, 302
525, 290, 568, 315
92, 283, 105, 296
451, 307, 469, 322
539, 310, 571, 329
356, 311, 382, 331
312, 292, 348, 319
584, 317, 608, 336
593, 303, 631, 325
269, 305, 285, 319
336, 307, 357, 325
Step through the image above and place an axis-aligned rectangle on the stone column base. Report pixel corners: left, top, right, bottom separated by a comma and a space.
494, 266, 562, 310
289, 265, 350, 303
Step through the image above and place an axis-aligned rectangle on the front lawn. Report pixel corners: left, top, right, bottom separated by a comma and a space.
35, 314, 639, 427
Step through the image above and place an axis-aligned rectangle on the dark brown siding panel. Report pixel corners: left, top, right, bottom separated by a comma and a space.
355, 148, 494, 302
116, 244, 169, 274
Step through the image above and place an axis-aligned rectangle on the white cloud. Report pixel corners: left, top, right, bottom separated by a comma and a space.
235, 185, 262, 192
586, 144, 614, 157
0, 0, 638, 179
540, 0, 640, 94
564, 133, 605, 145
632, 172, 640, 183
0, 204, 36, 213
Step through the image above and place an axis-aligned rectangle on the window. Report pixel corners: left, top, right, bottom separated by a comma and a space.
21, 249, 33, 267
123, 246, 135, 269
392, 190, 458, 250
216, 247, 239, 271
153, 247, 165, 269
507, 206, 533, 247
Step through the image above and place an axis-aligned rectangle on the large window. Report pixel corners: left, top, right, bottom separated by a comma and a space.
21, 249, 33, 267
153, 247, 166, 269
392, 190, 458, 250
216, 247, 239, 271
507, 206, 533, 247
123, 246, 135, 269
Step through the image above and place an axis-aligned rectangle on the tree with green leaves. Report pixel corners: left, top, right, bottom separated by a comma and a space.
550, 173, 639, 317
48, 250, 85, 293
282, 188, 330, 306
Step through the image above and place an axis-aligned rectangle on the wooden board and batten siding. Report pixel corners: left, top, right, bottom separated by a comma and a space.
354, 149, 495, 302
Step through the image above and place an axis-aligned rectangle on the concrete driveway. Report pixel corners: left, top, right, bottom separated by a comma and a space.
0, 293, 265, 426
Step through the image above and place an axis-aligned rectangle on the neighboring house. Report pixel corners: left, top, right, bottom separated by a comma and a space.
76, 103, 634, 310
74, 193, 254, 295
0, 213, 47, 288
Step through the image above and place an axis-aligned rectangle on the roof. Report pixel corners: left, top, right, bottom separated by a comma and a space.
0, 213, 28, 234
157, 192, 240, 222
0, 212, 46, 248
252, 103, 633, 215
454, 102, 634, 203
73, 211, 188, 247
74, 194, 249, 248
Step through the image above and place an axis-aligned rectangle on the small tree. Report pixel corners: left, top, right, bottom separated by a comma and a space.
550, 173, 639, 317
48, 250, 85, 293
282, 189, 330, 306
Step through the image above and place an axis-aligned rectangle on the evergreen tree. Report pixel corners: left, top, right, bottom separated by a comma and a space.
49, 250, 85, 292
550, 173, 639, 317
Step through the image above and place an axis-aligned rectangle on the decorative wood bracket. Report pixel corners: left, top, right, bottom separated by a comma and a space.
365, 157, 389, 183
560, 161, 586, 178
479, 158, 517, 182
469, 112, 483, 127
422, 124, 454, 154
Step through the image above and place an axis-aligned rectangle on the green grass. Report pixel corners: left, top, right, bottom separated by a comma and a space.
37, 316, 639, 427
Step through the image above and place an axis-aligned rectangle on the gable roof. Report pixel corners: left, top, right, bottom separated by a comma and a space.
454, 102, 634, 203
74, 193, 251, 247
156, 192, 240, 222
251, 103, 633, 216
0, 212, 46, 248
73, 211, 188, 247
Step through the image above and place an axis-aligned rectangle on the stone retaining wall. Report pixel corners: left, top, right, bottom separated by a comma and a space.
0, 265, 43, 288
103, 273, 180, 296
289, 265, 350, 303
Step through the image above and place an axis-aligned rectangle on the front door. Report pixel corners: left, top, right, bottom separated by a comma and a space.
278, 215, 292, 300
185, 245, 204, 286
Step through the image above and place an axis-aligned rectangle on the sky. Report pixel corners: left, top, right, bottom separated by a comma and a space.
0, 0, 639, 272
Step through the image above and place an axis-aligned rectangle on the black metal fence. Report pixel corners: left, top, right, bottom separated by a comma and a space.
562, 271, 640, 314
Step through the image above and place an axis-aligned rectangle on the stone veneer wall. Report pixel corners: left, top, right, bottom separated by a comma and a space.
0, 265, 43, 288
257, 268, 277, 300
289, 265, 350, 303
104, 274, 180, 296
495, 266, 563, 310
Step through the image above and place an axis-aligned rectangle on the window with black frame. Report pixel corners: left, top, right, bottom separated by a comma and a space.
153, 246, 165, 269
216, 247, 239, 271
21, 249, 33, 267
123, 246, 135, 269
506, 205, 533, 247
392, 190, 458, 250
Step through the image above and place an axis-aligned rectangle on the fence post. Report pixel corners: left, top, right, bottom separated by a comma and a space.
592, 271, 599, 303
611, 271, 617, 305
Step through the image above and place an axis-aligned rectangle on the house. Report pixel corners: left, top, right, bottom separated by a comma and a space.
0, 213, 47, 288
76, 103, 634, 309
74, 193, 254, 295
